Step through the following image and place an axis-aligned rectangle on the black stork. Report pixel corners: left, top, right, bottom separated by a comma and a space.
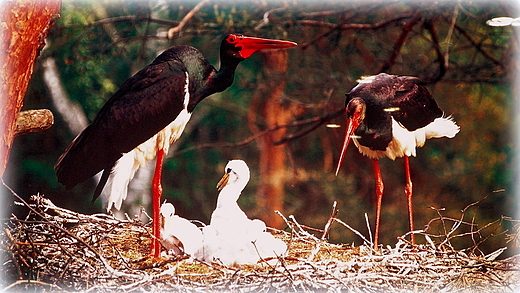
335, 73, 459, 248
55, 34, 297, 257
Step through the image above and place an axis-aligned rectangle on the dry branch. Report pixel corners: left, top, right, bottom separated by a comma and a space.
14, 109, 54, 136
61, 15, 180, 29
173, 109, 344, 156
1, 193, 519, 292
379, 12, 423, 73
167, 0, 210, 39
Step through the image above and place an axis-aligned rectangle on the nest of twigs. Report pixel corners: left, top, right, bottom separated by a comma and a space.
1, 193, 519, 292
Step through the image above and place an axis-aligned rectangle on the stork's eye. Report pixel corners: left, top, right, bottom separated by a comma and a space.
227, 35, 239, 44
226, 168, 231, 173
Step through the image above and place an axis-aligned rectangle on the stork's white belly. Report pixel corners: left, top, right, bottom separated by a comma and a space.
104, 72, 192, 211
354, 116, 459, 160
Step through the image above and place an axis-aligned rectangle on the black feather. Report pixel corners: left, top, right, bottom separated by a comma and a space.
345, 73, 443, 150
55, 37, 249, 200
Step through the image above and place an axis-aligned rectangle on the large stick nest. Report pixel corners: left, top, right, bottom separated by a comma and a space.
1, 194, 519, 292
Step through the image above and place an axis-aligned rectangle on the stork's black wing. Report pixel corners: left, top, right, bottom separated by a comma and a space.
387, 75, 443, 131
55, 56, 189, 190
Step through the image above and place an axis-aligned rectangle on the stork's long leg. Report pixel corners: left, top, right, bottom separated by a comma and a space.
404, 155, 415, 245
151, 149, 165, 257
373, 159, 384, 249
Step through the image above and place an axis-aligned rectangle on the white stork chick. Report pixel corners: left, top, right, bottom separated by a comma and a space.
160, 202, 203, 258
201, 160, 287, 265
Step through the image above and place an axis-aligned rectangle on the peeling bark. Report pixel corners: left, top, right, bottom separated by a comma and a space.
0, 0, 61, 177
15, 109, 54, 136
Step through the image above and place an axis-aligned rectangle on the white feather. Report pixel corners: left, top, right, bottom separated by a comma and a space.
104, 150, 138, 211
354, 116, 460, 160
356, 75, 377, 84
160, 202, 204, 257
201, 160, 287, 265
104, 72, 192, 211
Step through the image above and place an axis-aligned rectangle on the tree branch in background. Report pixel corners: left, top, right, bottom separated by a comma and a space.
424, 19, 447, 82
453, 22, 502, 66
92, 2, 123, 45
380, 12, 423, 73
297, 13, 414, 49
62, 16, 180, 29
173, 109, 343, 155
443, 5, 459, 70
167, 0, 210, 39
296, 13, 415, 30
274, 108, 344, 145
254, 7, 287, 30
42, 57, 88, 136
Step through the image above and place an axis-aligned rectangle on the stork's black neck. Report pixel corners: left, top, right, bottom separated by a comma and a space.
185, 49, 244, 112
212, 54, 244, 93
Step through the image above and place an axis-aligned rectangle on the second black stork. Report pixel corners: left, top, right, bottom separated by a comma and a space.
335, 73, 459, 248
55, 34, 297, 257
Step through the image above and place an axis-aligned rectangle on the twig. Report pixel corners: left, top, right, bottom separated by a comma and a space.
174, 109, 344, 155
3, 188, 516, 291
288, 215, 320, 241
452, 22, 502, 65
167, 0, 210, 39
2, 280, 62, 292
365, 213, 373, 246
333, 218, 373, 248
443, 4, 459, 69
297, 13, 414, 49
62, 15, 180, 29
274, 109, 344, 145
275, 210, 292, 229
423, 19, 446, 82
321, 201, 339, 241
380, 12, 423, 72
462, 189, 505, 214
307, 202, 339, 261
255, 7, 287, 30
2, 182, 137, 279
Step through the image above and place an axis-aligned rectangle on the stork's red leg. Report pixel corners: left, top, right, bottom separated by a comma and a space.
372, 159, 384, 249
404, 155, 415, 245
151, 149, 165, 257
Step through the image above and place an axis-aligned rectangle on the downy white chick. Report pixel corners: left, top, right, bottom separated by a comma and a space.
201, 160, 286, 265
160, 202, 203, 258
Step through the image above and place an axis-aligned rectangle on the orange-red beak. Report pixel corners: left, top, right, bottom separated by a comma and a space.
335, 118, 360, 176
237, 36, 297, 58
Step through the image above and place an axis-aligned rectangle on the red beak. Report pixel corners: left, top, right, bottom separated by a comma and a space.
335, 118, 360, 176
237, 36, 297, 58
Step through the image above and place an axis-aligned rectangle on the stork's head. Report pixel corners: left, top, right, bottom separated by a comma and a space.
160, 202, 176, 218
335, 98, 366, 175
221, 34, 297, 60
217, 160, 250, 192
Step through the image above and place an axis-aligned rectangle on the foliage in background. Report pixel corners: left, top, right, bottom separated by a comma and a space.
5, 0, 518, 255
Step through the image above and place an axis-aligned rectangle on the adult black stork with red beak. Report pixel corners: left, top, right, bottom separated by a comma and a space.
335, 73, 459, 248
55, 34, 297, 257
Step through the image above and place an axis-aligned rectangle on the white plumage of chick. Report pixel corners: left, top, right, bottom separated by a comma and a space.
160, 202, 203, 258
201, 160, 287, 265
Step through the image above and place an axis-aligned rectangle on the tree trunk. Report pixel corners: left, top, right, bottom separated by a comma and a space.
0, 0, 61, 177
43, 57, 88, 136
249, 50, 303, 228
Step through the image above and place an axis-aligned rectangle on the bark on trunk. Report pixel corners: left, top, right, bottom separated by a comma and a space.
249, 50, 303, 228
0, 0, 61, 177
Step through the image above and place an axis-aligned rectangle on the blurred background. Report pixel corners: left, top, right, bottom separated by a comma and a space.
3, 0, 519, 257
